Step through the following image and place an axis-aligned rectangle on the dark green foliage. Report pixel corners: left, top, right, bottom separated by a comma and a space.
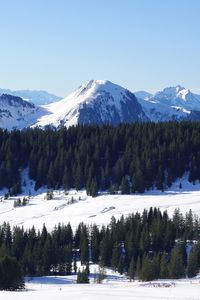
187, 243, 200, 277
120, 176, 130, 194
160, 253, 169, 278
0, 256, 24, 290
169, 244, 185, 279
128, 257, 135, 281
90, 224, 100, 263
76, 268, 89, 283
140, 254, 160, 281
117, 254, 125, 275
0, 208, 199, 282
1, 122, 200, 194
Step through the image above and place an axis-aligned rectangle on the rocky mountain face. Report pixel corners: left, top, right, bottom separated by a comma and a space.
34, 80, 148, 128
1, 81, 200, 130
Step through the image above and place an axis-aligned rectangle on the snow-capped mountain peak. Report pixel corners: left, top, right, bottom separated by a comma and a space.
153, 85, 200, 110
136, 85, 200, 122
155, 85, 185, 99
34, 79, 148, 128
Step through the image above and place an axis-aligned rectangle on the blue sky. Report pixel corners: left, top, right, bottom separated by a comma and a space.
0, 0, 200, 96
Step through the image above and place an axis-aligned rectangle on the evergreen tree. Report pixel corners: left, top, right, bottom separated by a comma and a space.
169, 244, 185, 279
187, 244, 200, 278
76, 268, 89, 284
0, 256, 24, 290
90, 224, 100, 263
117, 254, 125, 275
160, 253, 169, 279
120, 176, 130, 194
128, 257, 135, 281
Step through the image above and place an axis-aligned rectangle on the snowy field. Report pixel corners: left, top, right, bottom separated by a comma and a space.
1, 269, 200, 300
0, 262, 200, 299
0, 172, 200, 230
1, 173, 200, 298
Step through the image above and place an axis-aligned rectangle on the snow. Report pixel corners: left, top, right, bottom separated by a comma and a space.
0, 95, 48, 130
0, 88, 62, 105
1, 269, 200, 299
136, 85, 200, 121
1, 172, 200, 298
34, 79, 139, 128
2, 81, 200, 130
1, 258, 200, 298
1, 171, 200, 231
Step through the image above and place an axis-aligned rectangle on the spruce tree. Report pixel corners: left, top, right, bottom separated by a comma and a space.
0, 256, 24, 290
187, 244, 200, 278
128, 257, 135, 281
169, 244, 185, 279
160, 253, 169, 279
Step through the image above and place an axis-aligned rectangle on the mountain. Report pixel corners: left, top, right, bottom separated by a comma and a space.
0, 94, 46, 130
35, 80, 148, 128
1, 81, 200, 130
136, 85, 200, 122
134, 91, 153, 100
0, 88, 62, 105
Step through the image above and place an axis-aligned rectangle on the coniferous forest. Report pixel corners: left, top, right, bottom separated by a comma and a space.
0, 208, 200, 288
1, 122, 200, 288
0, 121, 200, 196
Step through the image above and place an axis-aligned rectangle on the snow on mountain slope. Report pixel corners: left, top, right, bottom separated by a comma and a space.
134, 90, 153, 100
136, 85, 200, 122
1, 82, 200, 130
35, 80, 148, 128
0, 94, 47, 130
154, 85, 200, 111
137, 97, 190, 122
0, 88, 62, 105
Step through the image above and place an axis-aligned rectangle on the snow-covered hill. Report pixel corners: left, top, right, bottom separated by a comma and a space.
136, 85, 200, 122
35, 80, 148, 128
0, 88, 62, 105
0, 94, 47, 130
1, 169, 200, 231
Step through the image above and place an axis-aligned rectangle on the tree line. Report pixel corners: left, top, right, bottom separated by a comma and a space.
1, 208, 200, 289
1, 122, 200, 196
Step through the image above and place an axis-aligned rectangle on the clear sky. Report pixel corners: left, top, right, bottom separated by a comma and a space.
0, 0, 200, 96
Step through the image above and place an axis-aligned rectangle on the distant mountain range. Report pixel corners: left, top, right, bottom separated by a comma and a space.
0, 88, 62, 105
135, 86, 200, 122
0, 81, 200, 130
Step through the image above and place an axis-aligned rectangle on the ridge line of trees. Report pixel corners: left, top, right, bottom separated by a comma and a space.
0, 122, 200, 195
0, 208, 200, 284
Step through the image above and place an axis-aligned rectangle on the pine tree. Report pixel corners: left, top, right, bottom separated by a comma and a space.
187, 244, 200, 278
117, 254, 125, 275
111, 242, 120, 271
0, 256, 24, 290
128, 257, 135, 281
135, 256, 141, 279
120, 176, 130, 194
169, 244, 185, 279
160, 253, 169, 279
76, 268, 89, 284
90, 225, 100, 263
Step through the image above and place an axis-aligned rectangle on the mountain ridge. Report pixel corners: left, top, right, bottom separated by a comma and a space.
34, 79, 148, 128
0, 88, 62, 105
0, 80, 200, 130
